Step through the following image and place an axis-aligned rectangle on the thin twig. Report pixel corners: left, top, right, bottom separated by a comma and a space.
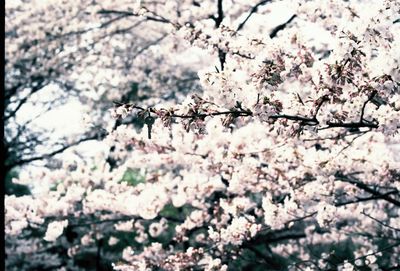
362, 210, 400, 232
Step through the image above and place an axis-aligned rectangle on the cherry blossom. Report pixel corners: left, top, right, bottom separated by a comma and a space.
5, 0, 400, 270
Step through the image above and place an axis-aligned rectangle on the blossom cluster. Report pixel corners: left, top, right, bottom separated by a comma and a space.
5, 0, 400, 270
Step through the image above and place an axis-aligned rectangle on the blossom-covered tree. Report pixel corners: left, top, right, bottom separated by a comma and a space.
5, 0, 400, 270
4, 0, 201, 180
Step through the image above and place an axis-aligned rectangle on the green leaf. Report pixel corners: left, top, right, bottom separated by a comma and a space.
120, 168, 145, 186
159, 204, 179, 217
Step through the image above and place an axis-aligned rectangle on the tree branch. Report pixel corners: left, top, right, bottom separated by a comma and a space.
362, 210, 400, 232
4, 77, 47, 122
334, 172, 400, 207
127, 90, 382, 134
360, 90, 377, 122
335, 191, 399, 207
5, 131, 107, 171
97, 9, 173, 25
269, 14, 297, 38
236, 0, 271, 32
241, 243, 282, 270
170, 110, 253, 119
212, 0, 226, 71
269, 114, 319, 125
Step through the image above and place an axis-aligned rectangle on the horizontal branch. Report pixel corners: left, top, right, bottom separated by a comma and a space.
334, 172, 400, 207
125, 92, 381, 132
350, 242, 400, 263
245, 228, 306, 246
325, 120, 378, 129
68, 214, 183, 228
5, 131, 107, 171
269, 114, 318, 125
97, 9, 173, 25
170, 110, 253, 119
335, 191, 399, 207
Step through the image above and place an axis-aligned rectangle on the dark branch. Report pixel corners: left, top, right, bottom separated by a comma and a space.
325, 120, 378, 129
4, 78, 47, 122
214, 0, 224, 28
269, 114, 319, 125
211, 0, 226, 71
241, 244, 282, 269
360, 90, 377, 122
236, 0, 271, 32
5, 132, 107, 171
269, 14, 297, 38
218, 50, 227, 71
132, 33, 169, 59
67, 214, 183, 228
334, 172, 400, 207
246, 227, 306, 246
362, 210, 400, 232
335, 191, 399, 207
97, 9, 173, 24
96, 238, 103, 271
313, 96, 328, 118
127, 91, 382, 132
171, 110, 253, 119
350, 242, 400, 263
44, 14, 131, 42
